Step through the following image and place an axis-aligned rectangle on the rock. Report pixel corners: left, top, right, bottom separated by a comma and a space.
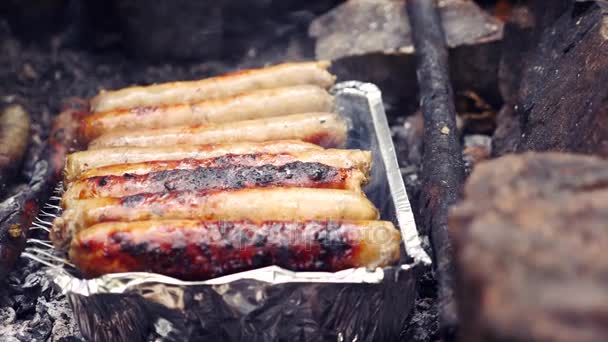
310, 0, 504, 117
450, 152, 608, 342
310, 0, 502, 60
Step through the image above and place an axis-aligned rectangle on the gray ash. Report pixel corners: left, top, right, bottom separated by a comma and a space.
0, 258, 83, 341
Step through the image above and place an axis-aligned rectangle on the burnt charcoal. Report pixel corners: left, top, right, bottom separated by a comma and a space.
515, 3, 608, 156
114, 0, 222, 61
392, 112, 424, 168
1, 0, 68, 42
494, 1, 608, 156
0, 258, 83, 341
450, 152, 608, 342
225, 0, 342, 66
491, 103, 519, 156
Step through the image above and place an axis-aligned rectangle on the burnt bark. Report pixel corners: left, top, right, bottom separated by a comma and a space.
406, 0, 465, 337
517, 2, 608, 156
494, 1, 608, 156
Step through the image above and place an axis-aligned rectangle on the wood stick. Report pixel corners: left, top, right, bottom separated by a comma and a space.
406, 0, 465, 337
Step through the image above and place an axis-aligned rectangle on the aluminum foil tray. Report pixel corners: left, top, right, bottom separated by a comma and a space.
44, 81, 431, 342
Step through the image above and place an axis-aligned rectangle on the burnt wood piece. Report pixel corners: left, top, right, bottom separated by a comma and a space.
450, 152, 608, 342
494, 1, 608, 156
517, 2, 608, 156
0, 99, 86, 278
493, 0, 571, 156
406, 0, 465, 337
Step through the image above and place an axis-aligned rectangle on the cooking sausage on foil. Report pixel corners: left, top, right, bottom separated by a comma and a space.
88, 113, 348, 149
52, 188, 379, 251
62, 162, 367, 202
82, 85, 334, 141
90, 61, 335, 113
64, 140, 323, 183
77, 149, 372, 181
0, 105, 30, 193
55, 61, 403, 280
69, 219, 402, 280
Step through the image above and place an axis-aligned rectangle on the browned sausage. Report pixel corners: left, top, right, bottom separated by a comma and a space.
88, 113, 348, 149
90, 61, 336, 112
52, 188, 380, 250
82, 85, 334, 141
69, 219, 401, 279
64, 140, 323, 183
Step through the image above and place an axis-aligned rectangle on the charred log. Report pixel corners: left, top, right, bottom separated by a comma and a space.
407, 0, 465, 336
494, 1, 608, 156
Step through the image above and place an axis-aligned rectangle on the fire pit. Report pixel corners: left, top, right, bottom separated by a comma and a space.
1, 1, 607, 341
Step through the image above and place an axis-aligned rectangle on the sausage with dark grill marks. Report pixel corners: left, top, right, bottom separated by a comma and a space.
82, 85, 334, 141
63, 162, 367, 202
90, 61, 336, 113
88, 113, 348, 149
69, 219, 401, 280
77, 149, 372, 181
52, 188, 380, 251
64, 140, 322, 183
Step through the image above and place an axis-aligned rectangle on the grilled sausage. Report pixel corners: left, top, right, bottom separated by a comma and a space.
69, 219, 401, 280
78, 150, 372, 181
52, 188, 379, 250
82, 85, 334, 141
64, 140, 322, 183
89, 113, 348, 149
90, 61, 336, 113
0, 105, 30, 193
63, 162, 366, 202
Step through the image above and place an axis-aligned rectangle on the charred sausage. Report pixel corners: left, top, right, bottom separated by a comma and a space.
52, 188, 379, 250
64, 140, 323, 183
69, 219, 401, 280
77, 149, 372, 181
63, 162, 367, 202
90, 61, 336, 113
